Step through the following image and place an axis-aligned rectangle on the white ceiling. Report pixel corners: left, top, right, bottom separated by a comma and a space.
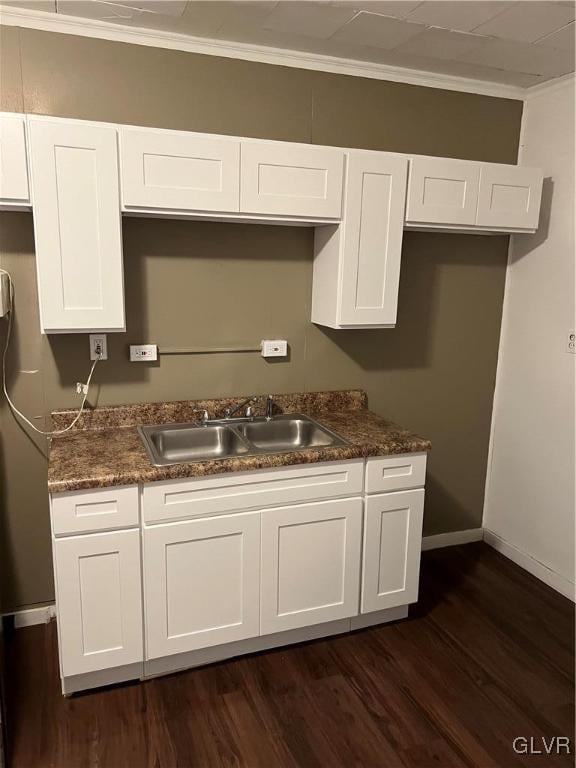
3, 0, 575, 88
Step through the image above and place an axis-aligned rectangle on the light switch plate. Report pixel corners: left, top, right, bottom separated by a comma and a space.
130, 344, 158, 362
567, 330, 575, 354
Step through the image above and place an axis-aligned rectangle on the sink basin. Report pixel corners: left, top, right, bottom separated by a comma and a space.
139, 423, 249, 466
236, 415, 343, 451
138, 414, 348, 466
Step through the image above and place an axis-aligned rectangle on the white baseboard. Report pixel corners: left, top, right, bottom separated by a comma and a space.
4, 604, 56, 628
421, 528, 484, 551
483, 530, 575, 601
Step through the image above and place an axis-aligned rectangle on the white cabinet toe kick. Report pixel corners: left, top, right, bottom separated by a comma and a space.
49, 454, 427, 694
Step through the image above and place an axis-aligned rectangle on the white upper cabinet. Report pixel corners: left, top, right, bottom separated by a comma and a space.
476, 164, 543, 230
406, 156, 480, 226
0, 113, 30, 206
312, 151, 408, 329
120, 128, 240, 213
241, 141, 344, 218
28, 118, 125, 333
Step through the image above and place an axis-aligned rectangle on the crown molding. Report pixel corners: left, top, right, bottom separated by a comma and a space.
525, 71, 575, 100
0, 3, 530, 101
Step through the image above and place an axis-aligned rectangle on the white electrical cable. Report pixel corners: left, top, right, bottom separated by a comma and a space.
0, 268, 100, 436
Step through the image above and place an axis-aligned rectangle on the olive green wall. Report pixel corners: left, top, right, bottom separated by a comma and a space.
0, 25, 522, 611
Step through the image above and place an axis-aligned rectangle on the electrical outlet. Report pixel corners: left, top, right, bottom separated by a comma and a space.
130, 344, 158, 362
567, 330, 576, 354
89, 334, 107, 361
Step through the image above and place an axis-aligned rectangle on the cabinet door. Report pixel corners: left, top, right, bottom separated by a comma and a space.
0, 113, 29, 205
144, 512, 260, 659
260, 498, 362, 635
54, 529, 143, 677
407, 157, 480, 226
361, 489, 424, 614
339, 152, 408, 326
120, 128, 240, 212
241, 141, 344, 218
28, 118, 125, 333
476, 164, 543, 230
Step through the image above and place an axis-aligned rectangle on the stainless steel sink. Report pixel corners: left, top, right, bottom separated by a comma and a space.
139, 423, 249, 466
138, 414, 347, 466
235, 415, 342, 451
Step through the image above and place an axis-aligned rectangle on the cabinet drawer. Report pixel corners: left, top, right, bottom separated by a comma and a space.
51, 485, 139, 536
241, 141, 344, 218
143, 460, 364, 524
120, 128, 240, 212
365, 453, 426, 494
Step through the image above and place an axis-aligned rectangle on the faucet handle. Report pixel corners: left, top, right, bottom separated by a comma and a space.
192, 408, 209, 425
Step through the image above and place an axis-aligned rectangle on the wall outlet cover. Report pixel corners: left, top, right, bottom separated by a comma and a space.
89, 334, 107, 361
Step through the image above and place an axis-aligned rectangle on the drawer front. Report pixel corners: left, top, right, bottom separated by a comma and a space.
241, 141, 344, 218
143, 460, 364, 524
51, 485, 139, 536
120, 128, 240, 212
365, 453, 426, 494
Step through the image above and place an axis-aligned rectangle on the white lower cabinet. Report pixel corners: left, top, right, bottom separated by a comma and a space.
51, 455, 427, 692
144, 511, 260, 659
260, 498, 362, 635
361, 489, 424, 613
53, 529, 143, 677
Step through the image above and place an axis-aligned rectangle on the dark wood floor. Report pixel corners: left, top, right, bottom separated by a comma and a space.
5, 543, 574, 768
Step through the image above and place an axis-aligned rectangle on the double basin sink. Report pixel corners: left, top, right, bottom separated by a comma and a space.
138, 414, 348, 467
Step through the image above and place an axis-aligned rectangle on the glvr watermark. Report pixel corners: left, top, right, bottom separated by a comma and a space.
513, 737, 572, 755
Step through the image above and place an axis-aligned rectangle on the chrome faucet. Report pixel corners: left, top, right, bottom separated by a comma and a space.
222, 395, 259, 420
264, 394, 275, 420
221, 394, 277, 420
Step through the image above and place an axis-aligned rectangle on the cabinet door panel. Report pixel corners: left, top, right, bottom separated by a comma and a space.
144, 512, 260, 659
0, 114, 29, 204
121, 128, 240, 212
407, 157, 480, 226
241, 142, 343, 218
361, 489, 424, 613
54, 530, 143, 677
260, 498, 362, 635
28, 118, 124, 332
340, 152, 408, 326
477, 164, 543, 230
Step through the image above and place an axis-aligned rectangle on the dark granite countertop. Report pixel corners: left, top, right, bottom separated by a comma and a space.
48, 390, 431, 494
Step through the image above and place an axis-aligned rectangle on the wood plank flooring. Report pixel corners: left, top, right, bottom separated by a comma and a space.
5, 543, 574, 767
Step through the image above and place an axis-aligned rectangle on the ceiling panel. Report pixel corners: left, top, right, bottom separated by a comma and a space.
406, 1, 512, 32
394, 27, 486, 60
262, 1, 356, 39
537, 20, 576, 50
460, 36, 575, 76
473, 1, 575, 42
333, 12, 426, 49
330, 1, 423, 18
